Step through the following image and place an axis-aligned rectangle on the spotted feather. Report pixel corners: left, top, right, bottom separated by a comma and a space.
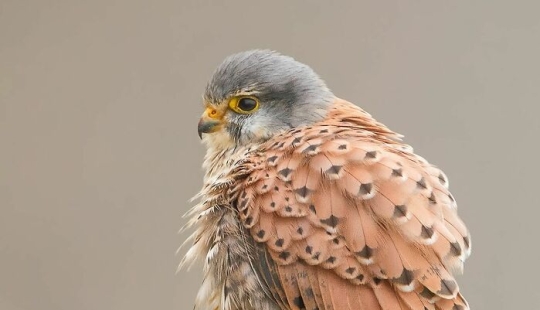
235, 99, 471, 309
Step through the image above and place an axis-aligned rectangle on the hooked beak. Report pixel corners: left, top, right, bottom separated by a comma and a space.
197, 107, 224, 139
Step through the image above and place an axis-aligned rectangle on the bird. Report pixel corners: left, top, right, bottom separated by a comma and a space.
181, 50, 471, 310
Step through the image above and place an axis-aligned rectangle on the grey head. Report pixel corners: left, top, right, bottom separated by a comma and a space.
198, 50, 335, 146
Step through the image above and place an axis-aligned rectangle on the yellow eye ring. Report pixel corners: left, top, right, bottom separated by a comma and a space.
228, 96, 260, 114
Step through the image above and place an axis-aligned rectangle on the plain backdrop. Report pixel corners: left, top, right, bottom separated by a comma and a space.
1, 1, 539, 309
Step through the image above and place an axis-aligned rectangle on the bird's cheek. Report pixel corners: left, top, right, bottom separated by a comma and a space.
248, 126, 275, 142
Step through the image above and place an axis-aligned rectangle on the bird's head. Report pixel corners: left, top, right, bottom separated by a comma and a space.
198, 50, 335, 148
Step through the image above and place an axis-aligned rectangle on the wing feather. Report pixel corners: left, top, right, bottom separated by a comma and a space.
237, 99, 471, 309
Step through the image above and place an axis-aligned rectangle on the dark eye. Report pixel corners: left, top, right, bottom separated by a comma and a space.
228, 96, 260, 114
237, 97, 258, 111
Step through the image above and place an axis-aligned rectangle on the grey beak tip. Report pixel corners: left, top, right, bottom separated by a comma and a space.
197, 120, 219, 139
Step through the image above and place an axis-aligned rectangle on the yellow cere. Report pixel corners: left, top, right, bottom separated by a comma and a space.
204, 107, 222, 119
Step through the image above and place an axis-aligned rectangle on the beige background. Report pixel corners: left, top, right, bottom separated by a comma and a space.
1, 1, 539, 309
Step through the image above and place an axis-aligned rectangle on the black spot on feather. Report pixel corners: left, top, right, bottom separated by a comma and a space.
279, 167, 293, 178
345, 267, 356, 275
365, 151, 377, 159
326, 165, 342, 175
356, 246, 374, 259
450, 242, 462, 256
438, 279, 457, 296
278, 251, 291, 261
303, 144, 319, 154
421, 225, 434, 239
393, 205, 407, 218
293, 296, 305, 308
393, 269, 414, 286
359, 183, 373, 196
417, 177, 428, 189
391, 168, 403, 177
267, 155, 278, 163
320, 215, 339, 228
295, 186, 311, 199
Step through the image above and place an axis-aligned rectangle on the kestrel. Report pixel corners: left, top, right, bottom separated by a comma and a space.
182, 50, 471, 310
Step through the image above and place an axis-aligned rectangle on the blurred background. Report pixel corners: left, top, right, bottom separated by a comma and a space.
1, 1, 539, 309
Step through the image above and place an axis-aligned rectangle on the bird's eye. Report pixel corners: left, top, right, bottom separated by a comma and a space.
238, 98, 257, 111
229, 96, 259, 114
